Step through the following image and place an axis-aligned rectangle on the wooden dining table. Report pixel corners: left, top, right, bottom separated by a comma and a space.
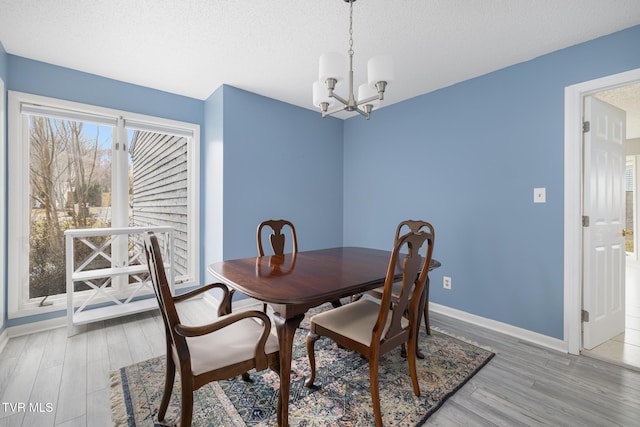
208, 246, 439, 426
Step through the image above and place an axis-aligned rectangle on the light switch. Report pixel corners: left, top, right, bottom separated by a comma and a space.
534, 187, 546, 203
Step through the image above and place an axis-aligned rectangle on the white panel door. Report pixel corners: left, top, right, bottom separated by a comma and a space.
583, 96, 626, 350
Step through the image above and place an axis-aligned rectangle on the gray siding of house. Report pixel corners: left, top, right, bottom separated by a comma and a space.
130, 131, 188, 279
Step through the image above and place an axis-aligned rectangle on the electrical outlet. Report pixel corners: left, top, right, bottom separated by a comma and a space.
443, 276, 451, 290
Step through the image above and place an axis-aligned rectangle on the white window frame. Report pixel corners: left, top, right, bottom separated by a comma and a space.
7, 91, 200, 319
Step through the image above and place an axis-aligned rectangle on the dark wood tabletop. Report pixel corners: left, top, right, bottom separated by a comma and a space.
211, 247, 391, 304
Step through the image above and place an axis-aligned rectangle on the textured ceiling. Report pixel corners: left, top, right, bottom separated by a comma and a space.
0, 0, 639, 123
595, 83, 640, 139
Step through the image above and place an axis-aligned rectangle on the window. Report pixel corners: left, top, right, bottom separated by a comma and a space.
626, 156, 635, 254
626, 159, 634, 192
8, 91, 200, 317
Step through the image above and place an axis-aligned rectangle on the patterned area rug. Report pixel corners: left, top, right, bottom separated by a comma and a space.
111, 309, 494, 426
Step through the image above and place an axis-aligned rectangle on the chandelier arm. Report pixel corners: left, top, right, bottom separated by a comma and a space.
330, 92, 350, 106
355, 93, 382, 106
322, 104, 349, 118
354, 107, 371, 120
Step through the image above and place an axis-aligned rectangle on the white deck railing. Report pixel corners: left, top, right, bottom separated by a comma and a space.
65, 226, 174, 335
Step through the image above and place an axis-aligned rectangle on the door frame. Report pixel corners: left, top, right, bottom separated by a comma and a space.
564, 68, 640, 355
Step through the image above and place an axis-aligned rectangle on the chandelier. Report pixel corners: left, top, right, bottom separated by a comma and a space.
312, 0, 393, 120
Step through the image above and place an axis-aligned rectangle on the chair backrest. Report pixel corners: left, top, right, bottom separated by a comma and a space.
257, 219, 298, 256
143, 232, 189, 361
393, 219, 434, 271
394, 219, 435, 243
375, 229, 434, 345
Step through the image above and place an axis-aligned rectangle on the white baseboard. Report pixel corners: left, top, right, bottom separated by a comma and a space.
430, 302, 568, 353
3, 316, 67, 340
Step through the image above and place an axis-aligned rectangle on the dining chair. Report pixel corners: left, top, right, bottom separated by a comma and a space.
257, 219, 344, 310
257, 219, 298, 257
255, 219, 298, 312
305, 229, 434, 427
367, 219, 435, 335
143, 232, 281, 426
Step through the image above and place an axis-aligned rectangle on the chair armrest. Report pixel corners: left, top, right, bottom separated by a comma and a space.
173, 282, 233, 316
174, 309, 271, 337
172, 282, 228, 303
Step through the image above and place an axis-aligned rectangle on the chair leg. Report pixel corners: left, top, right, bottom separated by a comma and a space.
257, 301, 269, 376
269, 355, 282, 426
424, 303, 430, 335
424, 280, 431, 335
304, 332, 319, 388
407, 333, 421, 397
158, 355, 175, 421
369, 358, 383, 427
277, 383, 283, 427
180, 376, 194, 427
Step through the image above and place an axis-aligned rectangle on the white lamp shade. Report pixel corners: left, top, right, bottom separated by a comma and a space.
319, 52, 345, 84
368, 55, 394, 87
313, 81, 335, 107
358, 83, 380, 107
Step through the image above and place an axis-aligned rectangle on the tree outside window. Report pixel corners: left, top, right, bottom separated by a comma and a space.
29, 117, 112, 298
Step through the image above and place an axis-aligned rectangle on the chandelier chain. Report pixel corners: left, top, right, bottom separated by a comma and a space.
348, 0, 354, 57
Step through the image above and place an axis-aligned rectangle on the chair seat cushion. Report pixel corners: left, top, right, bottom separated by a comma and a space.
185, 316, 279, 376
310, 299, 408, 346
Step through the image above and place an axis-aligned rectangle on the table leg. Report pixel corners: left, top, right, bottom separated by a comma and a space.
272, 312, 304, 427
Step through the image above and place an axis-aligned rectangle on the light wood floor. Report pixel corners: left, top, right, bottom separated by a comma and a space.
1, 299, 640, 426
583, 262, 640, 370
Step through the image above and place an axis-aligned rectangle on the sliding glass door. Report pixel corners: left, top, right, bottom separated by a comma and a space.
8, 92, 199, 317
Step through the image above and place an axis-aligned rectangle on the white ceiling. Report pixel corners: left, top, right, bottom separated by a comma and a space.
1, 0, 639, 123
595, 83, 640, 139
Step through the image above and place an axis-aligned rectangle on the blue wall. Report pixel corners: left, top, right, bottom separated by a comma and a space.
8, 56, 203, 125
213, 86, 344, 262
343, 25, 640, 339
